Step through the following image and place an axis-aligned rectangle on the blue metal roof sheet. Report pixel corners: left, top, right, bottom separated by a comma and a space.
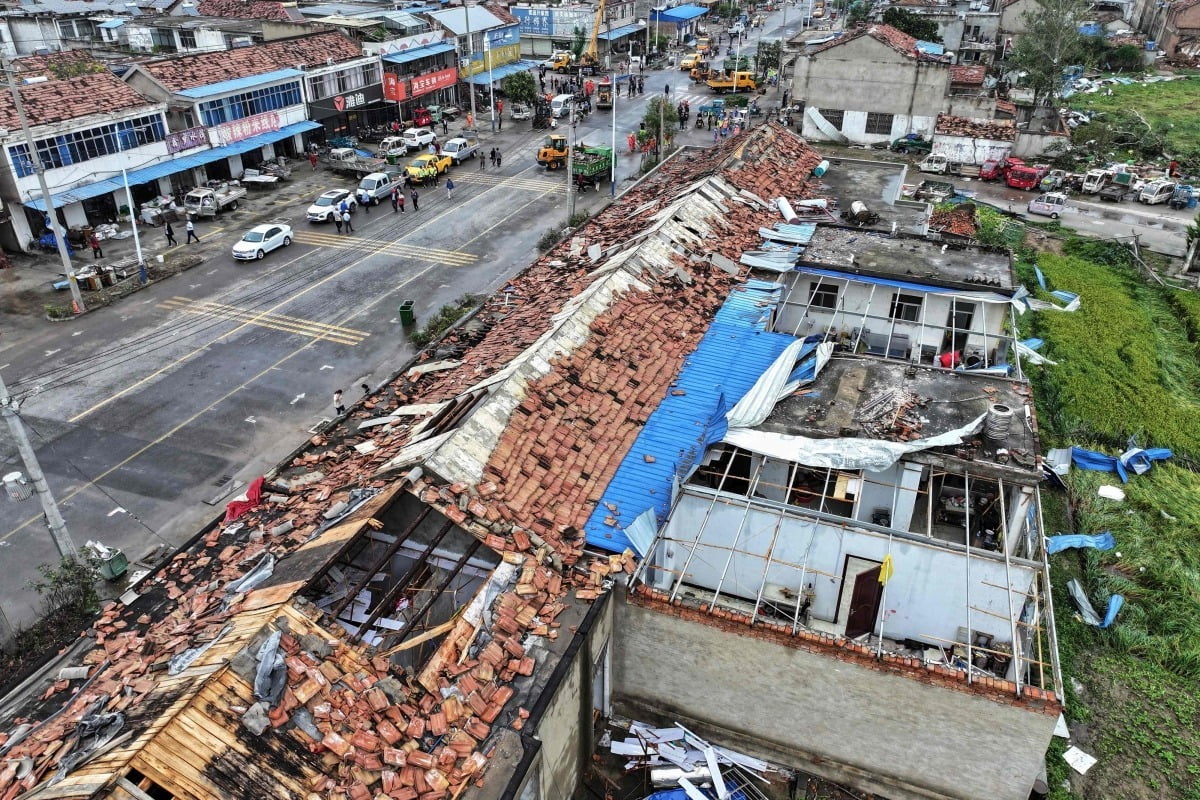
24, 121, 320, 211
464, 59, 539, 85
176, 68, 303, 99
584, 280, 795, 553
597, 22, 643, 40
653, 4, 708, 22
97, 18, 125, 28
382, 42, 456, 64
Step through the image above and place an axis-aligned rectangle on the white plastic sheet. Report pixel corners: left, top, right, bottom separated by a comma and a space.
724, 341, 832, 430
723, 413, 988, 472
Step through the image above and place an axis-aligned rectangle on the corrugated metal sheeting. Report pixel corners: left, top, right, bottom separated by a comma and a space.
584, 279, 795, 553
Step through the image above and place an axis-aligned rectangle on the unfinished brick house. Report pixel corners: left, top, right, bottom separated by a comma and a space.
0, 124, 1060, 800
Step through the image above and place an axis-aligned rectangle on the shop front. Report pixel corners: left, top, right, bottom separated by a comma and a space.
304, 56, 388, 141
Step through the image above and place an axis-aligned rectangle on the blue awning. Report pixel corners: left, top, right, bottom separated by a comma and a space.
25, 121, 320, 211
382, 42, 456, 65
597, 22, 643, 40
98, 18, 125, 28
176, 68, 304, 99
652, 4, 708, 23
465, 59, 539, 85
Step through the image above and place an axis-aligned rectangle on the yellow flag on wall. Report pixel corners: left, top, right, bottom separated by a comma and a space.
878, 554, 894, 586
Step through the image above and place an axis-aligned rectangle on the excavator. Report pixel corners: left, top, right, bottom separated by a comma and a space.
550, 0, 604, 75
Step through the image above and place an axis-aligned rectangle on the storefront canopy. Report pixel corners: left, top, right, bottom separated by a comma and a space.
464, 60, 539, 85
597, 22, 644, 40
25, 120, 321, 211
382, 42, 456, 65
652, 4, 708, 23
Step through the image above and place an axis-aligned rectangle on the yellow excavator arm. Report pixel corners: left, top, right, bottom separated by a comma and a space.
583, 0, 605, 64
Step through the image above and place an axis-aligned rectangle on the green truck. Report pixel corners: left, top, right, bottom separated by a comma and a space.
573, 145, 613, 192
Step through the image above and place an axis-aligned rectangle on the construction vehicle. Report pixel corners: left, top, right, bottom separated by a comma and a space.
705, 71, 757, 93
536, 133, 570, 169
553, 0, 605, 75
573, 145, 613, 191
723, 55, 751, 72
548, 52, 574, 72
696, 37, 712, 55
689, 61, 714, 82
596, 78, 613, 110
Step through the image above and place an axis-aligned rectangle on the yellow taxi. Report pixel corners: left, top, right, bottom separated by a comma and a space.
405, 152, 452, 183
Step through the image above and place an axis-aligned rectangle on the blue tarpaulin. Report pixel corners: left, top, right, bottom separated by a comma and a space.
1047, 531, 1116, 554
1071, 445, 1172, 483
1067, 578, 1124, 628
648, 790, 748, 800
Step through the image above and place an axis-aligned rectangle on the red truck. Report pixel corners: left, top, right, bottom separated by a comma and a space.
980, 156, 1023, 182
1006, 163, 1047, 191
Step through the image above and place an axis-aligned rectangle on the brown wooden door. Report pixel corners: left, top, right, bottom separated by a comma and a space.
845, 566, 883, 639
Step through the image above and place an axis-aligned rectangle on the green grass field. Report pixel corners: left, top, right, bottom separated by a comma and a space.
1069, 78, 1200, 158
1018, 240, 1200, 799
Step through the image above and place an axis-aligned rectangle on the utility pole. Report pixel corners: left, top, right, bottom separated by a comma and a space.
566, 102, 576, 221
0, 371, 77, 559
4, 61, 85, 315
463, 0, 478, 134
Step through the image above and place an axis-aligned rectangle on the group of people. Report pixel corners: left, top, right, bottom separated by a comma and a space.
676, 99, 692, 130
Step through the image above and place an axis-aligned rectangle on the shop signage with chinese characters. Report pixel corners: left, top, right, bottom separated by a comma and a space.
217, 111, 281, 145
409, 67, 457, 98
308, 83, 385, 119
165, 126, 208, 154
383, 72, 408, 101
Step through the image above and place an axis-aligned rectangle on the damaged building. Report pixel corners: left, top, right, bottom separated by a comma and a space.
0, 124, 1060, 800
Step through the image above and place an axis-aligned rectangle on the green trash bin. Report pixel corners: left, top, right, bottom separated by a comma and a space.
98, 549, 128, 581
399, 300, 415, 326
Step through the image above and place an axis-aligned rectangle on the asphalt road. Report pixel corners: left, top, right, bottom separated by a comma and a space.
0, 37, 784, 629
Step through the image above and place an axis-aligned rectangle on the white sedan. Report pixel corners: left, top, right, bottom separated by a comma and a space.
232, 223, 292, 260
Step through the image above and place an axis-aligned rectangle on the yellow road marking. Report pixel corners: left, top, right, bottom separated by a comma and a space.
2, 174, 558, 545
158, 298, 368, 345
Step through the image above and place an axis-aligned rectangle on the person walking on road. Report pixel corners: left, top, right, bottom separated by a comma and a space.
411, 189, 419, 211
186, 219, 200, 244
479, 151, 486, 171
495, 149, 502, 168
309, 151, 318, 171
359, 188, 371, 214
334, 389, 346, 416
489, 147, 497, 167
164, 221, 177, 247
441, 118, 449, 136
342, 210, 354, 233
334, 214, 343, 234
89, 233, 103, 259
445, 178, 454, 199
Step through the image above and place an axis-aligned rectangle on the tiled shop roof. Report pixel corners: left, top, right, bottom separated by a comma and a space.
140, 31, 362, 92
0, 71, 156, 130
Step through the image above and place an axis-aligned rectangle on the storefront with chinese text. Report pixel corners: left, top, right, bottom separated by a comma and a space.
304, 56, 388, 140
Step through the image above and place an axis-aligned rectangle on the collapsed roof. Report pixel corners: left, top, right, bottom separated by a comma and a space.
0, 124, 827, 800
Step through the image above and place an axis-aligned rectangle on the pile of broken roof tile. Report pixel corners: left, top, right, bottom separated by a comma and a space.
934, 114, 1017, 142
196, 0, 293, 18
0, 124, 824, 800
928, 204, 978, 238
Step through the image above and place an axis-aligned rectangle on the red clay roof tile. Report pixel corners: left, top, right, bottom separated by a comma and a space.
0, 71, 157, 130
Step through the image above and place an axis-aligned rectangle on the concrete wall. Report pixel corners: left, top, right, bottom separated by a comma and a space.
792, 36, 950, 144
652, 487, 1036, 646
999, 0, 1037, 36
1011, 129, 1070, 159
612, 595, 1058, 800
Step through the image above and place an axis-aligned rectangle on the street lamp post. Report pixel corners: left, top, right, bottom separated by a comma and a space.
463, 1, 478, 133
118, 132, 147, 283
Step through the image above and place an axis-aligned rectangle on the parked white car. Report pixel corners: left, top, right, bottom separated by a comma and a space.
306, 189, 357, 223
232, 223, 292, 260
402, 127, 436, 151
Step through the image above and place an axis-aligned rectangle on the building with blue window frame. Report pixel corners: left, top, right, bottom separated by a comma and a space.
0, 70, 171, 254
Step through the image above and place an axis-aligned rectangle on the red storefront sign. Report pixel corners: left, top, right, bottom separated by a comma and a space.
409, 68, 457, 99
383, 72, 408, 101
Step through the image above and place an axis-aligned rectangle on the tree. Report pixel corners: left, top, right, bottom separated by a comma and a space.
641, 96, 679, 154
1007, 0, 1087, 110
754, 40, 782, 79
503, 71, 538, 106
846, 0, 872, 27
571, 26, 586, 59
881, 8, 941, 42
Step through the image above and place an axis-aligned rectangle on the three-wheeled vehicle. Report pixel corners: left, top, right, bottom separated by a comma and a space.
1027, 192, 1067, 219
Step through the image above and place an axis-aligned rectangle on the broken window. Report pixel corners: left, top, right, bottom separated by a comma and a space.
818, 108, 844, 130
889, 292, 922, 322
808, 282, 838, 310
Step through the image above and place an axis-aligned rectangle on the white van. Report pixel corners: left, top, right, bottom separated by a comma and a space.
358, 173, 396, 202
550, 94, 574, 118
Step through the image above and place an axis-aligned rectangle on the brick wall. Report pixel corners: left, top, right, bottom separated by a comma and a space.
614, 586, 1060, 800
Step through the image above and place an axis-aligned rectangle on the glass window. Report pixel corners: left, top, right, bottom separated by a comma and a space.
865, 112, 894, 135
809, 283, 838, 309
8, 113, 167, 177
889, 292, 923, 322
179, 29, 197, 49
